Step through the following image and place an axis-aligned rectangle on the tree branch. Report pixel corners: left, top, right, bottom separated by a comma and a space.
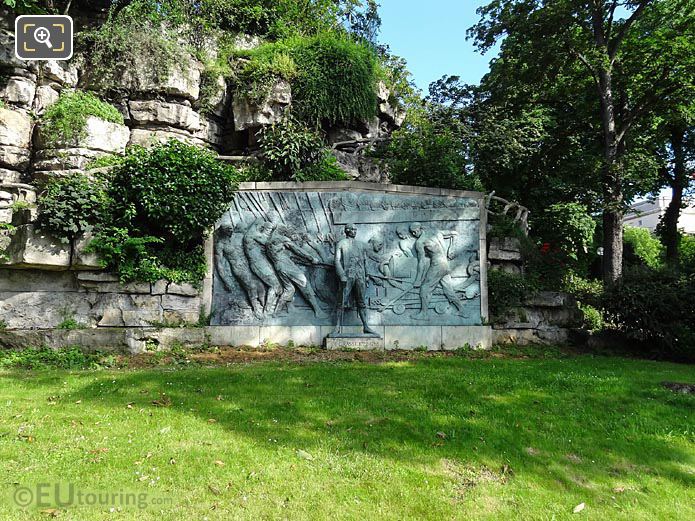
608, 0, 654, 59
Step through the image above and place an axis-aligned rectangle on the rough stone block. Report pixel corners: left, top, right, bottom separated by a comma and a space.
36, 116, 129, 153
524, 291, 570, 308
129, 100, 201, 131
0, 76, 36, 108
0, 291, 95, 329
232, 80, 291, 131
0, 145, 30, 170
166, 282, 199, 296
1, 224, 70, 269
33, 85, 60, 115
128, 128, 205, 148
40, 60, 78, 86
0, 268, 78, 292
0, 107, 32, 148
71, 232, 103, 270
0, 168, 22, 183
95, 294, 163, 327
76, 271, 119, 283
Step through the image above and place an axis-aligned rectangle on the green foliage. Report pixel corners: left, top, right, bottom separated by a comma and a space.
90, 141, 238, 284
36, 173, 109, 244
41, 90, 123, 148
257, 116, 346, 181
85, 154, 124, 170
78, 0, 187, 94
374, 75, 480, 191
487, 269, 539, 319
232, 33, 378, 127
680, 234, 695, 274
0, 347, 103, 370
290, 33, 378, 126
579, 303, 604, 333
602, 267, 695, 361
623, 226, 664, 269
534, 203, 595, 259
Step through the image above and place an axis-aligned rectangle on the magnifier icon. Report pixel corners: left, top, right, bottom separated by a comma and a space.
34, 26, 53, 49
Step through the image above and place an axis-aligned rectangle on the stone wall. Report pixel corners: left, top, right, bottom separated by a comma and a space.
491, 291, 583, 345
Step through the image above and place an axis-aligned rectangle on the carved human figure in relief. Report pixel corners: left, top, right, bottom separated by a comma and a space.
332, 223, 378, 336
409, 222, 465, 319
396, 225, 416, 257
243, 218, 282, 315
267, 224, 326, 317
215, 223, 265, 319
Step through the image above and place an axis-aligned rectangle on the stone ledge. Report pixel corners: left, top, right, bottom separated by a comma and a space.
236, 181, 485, 199
0, 325, 492, 352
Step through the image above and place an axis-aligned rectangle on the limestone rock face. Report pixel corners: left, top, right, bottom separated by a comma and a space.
1, 224, 71, 270
40, 60, 79, 87
36, 116, 130, 153
0, 76, 36, 108
129, 100, 201, 131
0, 108, 32, 148
83, 55, 204, 101
33, 85, 60, 115
0, 145, 31, 171
128, 127, 206, 148
232, 80, 291, 131
72, 232, 103, 271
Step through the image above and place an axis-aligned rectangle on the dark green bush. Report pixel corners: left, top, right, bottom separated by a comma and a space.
37, 173, 109, 244
108, 140, 238, 248
41, 90, 123, 147
90, 140, 238, 284
487, 269, 539, 319
256, 116, 346, 181
533, 203, 596, 271
601, 267, 695, 361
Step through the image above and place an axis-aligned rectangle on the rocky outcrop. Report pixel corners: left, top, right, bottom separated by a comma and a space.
488, 237, 523, 274
492, 291, 583, 345
232, 80, 291, 131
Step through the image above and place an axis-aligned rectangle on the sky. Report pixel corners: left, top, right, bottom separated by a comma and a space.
377, 0, 500, 93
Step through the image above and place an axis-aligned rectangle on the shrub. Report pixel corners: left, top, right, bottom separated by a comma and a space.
41, 90, 123, 147
37, 173, 109, 244
487, 269, 539, 319
679, 234, 695, 274
90, 140, 238, 284
623, 226, 663, 269
601, 267, 695, 361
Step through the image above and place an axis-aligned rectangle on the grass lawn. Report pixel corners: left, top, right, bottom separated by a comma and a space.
0, 347, 693, 520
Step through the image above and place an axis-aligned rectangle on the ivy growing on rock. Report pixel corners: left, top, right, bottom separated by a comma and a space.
37, 173, 109, 244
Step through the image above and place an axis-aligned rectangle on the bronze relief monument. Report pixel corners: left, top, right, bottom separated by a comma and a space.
211, 184, 488, 349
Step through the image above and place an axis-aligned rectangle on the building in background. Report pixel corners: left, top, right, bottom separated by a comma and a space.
624, 194, 695, 234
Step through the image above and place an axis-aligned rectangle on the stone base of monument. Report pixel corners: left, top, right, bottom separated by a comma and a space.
324, 333, 384, 350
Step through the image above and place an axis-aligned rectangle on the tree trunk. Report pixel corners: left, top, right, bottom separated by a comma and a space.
598, 68, 624, 284
662, 124, 687, 266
